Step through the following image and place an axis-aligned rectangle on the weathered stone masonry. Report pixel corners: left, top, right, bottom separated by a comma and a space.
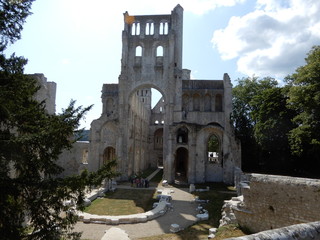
234, 174, 320, 233
57, 5, 241, 184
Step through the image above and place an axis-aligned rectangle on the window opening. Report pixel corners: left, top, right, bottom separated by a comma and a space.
82, 149, 88, 164
164, 22, 168, 34
157, 46, 163, 56
146, 22, 154, 35
159, 21, 168, 35
177, 127, 188, 144
135, 46, 142, 56
103, 147, 116, 165
208, 135, 220, 164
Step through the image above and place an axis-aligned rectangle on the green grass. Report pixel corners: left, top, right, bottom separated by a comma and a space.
150, 169, 163, 182
83, 181, 246, 240
138, 183, 246, 240
84, 189, 156, 215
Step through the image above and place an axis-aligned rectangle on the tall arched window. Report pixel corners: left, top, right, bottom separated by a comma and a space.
156, 46, 163, 56
103, 147, 116, 165
177, 127, 188, 144
131, 22, 140, 35
208, 135, 220, 164
146, 22, 154, 35
215, 94, 222, 112
135, 46, 142, 56
159, 21, 168, 35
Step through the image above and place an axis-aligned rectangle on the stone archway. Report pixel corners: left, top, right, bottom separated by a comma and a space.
103, 147, 116, 165
175, 147, 188, 182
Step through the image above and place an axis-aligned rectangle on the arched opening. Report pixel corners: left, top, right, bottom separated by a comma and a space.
146, 21, 154, 35
103, 147, 116, 165
175, 147, 188, 182
128, 85, 165, 171
156, 46, 163, 56
159, 21, 168, 35
132, 22, 140, 35
135, 46, 142, 56
208, 134, 220, 164
177, 127, 188, 144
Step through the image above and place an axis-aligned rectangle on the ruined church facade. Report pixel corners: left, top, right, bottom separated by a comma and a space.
60, 5, 241, 184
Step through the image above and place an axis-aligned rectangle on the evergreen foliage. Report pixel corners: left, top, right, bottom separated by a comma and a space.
0, 1, 120, 239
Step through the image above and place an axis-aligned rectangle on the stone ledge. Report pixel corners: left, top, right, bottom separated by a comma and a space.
224, 221, 320, 240
78, 195, 169, 225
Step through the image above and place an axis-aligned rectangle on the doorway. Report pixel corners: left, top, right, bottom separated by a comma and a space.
175, 147, 188, 182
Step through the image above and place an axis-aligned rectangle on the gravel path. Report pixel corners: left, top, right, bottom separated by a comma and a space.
73, 185, 198, 240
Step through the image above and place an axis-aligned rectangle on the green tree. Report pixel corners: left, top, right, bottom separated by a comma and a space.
250, 85, 297, 171
287, 45, 320, 175
0, 1, 120, 239
232, 77, 296, 173
0, 0, 35, 51
232, 76, 278, 171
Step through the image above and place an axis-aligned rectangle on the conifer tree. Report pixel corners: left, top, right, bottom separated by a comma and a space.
0, 1, 119, 239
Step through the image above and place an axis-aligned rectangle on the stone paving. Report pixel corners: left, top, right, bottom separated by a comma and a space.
73, 182, 198, 240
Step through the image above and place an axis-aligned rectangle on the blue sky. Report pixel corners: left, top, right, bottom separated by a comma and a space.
5, 0, 320, 129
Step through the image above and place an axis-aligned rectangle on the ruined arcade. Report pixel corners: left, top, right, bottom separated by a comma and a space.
61, 5, 241, 184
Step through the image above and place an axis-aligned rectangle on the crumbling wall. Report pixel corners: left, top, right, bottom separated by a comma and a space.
234, 174, 320, 233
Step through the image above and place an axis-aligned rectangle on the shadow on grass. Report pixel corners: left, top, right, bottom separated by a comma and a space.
84, 188, 157, 215
138, 183, 246, 240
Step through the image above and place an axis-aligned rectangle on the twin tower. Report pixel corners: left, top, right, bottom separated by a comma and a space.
60, 5, 241, 184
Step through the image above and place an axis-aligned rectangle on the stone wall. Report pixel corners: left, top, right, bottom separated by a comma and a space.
225, 221, 320, 240
234, 174, 320, 233
31, 73, 56, 114
57, 141, 89, 177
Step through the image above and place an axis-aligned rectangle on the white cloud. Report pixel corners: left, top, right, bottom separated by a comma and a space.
212, 0, 320, 78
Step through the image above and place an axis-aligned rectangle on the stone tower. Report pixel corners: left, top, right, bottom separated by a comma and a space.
61, 5, 241, 184
117, 5, 184, 179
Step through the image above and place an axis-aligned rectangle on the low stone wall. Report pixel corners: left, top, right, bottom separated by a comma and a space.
225, 221, 320, 240
77, 188, 172, 225
78, 200, 168, 225
234, 173, 320, 233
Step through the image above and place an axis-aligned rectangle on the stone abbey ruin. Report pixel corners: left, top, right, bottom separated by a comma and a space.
34, 5, 320, 239
58, 4, 241, 185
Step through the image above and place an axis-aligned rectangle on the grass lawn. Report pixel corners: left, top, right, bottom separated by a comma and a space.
137, 183, 246, 240
84, 188, 156, 215
83, 179, 246, 240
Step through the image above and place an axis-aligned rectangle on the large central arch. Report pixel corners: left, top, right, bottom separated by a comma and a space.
125, 83, 167, 175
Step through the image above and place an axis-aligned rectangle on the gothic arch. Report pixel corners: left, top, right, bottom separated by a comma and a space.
174, 147, 188, 182
128, 83, 167, 105
103, 146, 116, 165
